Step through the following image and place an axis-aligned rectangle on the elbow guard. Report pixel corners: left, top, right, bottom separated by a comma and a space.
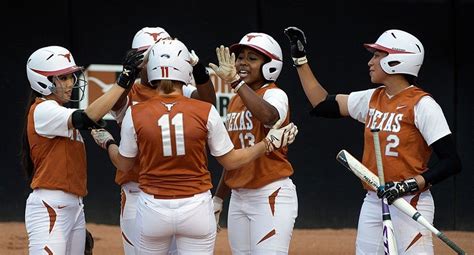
309, 94, 342, 118
72, 110, 106, 130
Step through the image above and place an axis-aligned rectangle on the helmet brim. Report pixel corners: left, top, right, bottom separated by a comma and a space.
364, 43, 413, 54
230, 43, 281, 61
32, 66, 84, 77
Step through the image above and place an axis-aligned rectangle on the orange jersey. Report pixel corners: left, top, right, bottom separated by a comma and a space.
361, 86, 431, 190
28, 98, 87, 196
223, 83, 293, 189
114, 83, 197, 185
123, 94, 225, 197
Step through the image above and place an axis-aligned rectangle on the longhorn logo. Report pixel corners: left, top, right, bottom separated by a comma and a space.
161, 102, 177, 112
59, 53, 72, 62
145, 32, 164, 42
245, 34, 262, 42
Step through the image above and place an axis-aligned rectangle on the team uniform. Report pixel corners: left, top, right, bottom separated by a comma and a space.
25, 98, 87, 254
223, 83, 298, 254
111, 82, 196, 254
118, 94, 233, 254
347, 85, 451, 254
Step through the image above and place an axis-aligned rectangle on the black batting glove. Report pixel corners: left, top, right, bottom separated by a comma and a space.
283, 26, 308, 66
377, 178, 420, 204
117, 49, 145, 89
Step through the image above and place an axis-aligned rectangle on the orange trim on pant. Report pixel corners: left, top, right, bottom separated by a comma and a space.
257, 229, 276, 244
44, 245, 53, 255
405, 232, 423, 252
268, 187, 281, 216
42, 201, 56, 234
121, 189, 126, 217
122, 231, 134, 246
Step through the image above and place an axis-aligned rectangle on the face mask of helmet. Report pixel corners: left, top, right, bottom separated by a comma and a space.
49, 70, 87, 102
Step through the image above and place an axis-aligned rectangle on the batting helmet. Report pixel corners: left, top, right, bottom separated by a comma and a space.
147, 39, 193, 84
230, 32, 283, 81
364, 29, 424, 77
132, 27, 171, 51
26, 46, 86, 98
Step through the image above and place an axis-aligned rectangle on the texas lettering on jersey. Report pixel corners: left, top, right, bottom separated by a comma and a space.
366, 108, 403, 132
226, 110, 253, 131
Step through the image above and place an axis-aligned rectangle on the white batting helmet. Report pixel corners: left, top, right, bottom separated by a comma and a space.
26, 46, 85, 96
364, 29, 424, 77
147, 39, 193, 84
132, 27, 171, 50
230, 32, 283, 81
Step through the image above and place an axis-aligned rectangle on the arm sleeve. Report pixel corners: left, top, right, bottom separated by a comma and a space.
262, 88, 289, 128
118, 107, 138, 157
421, 134, 462, 185
183, 84, 197, 98
414, 96, 451, 146
207, 106, 234, 156
347, 88, 376, 123
34, 100, 76, 138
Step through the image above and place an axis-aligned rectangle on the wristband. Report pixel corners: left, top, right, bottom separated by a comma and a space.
192, 62, 210, 85
292, 56, 308, 66
233, 81, 245, 92
230, 78, 242, 88
106, 140, 117, 150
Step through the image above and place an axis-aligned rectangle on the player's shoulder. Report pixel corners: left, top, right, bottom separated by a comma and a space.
184, 96, 214, 110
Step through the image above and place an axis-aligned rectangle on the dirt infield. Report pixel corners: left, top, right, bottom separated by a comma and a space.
1, 222, 472, 254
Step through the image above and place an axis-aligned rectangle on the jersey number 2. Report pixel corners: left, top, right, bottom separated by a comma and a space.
158, 113, 185, 156
385, 134, 399, 157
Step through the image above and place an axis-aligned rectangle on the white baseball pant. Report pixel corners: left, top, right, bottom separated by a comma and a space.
228, 177, 298, 255
356, 190, 435, 254
25, 189, 86, 255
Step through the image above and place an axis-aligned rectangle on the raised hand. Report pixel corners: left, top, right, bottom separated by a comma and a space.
190, 49, 210, 85
283, 26, 308, 66
212, 196, 223, 232
117, 48, 146, 89
377, 178, 419, 204
209, 45, 240, 85
264, 123, 299, 153
190, 50, 199, 67
90, 128, 116, 150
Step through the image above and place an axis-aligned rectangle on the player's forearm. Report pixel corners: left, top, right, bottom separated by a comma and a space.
296, 64, 328, 107
237, 85, 280, 126
108, 144, 135, 172
217, 142, 266, 170
111, 89, 131, 112
85, 85, 125, 121
194, 80, 217, 106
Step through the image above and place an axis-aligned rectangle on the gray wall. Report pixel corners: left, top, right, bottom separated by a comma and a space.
1, 0, 472, 230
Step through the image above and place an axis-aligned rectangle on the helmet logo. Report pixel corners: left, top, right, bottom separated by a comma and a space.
391, 47, 406, 52
59, 53, 72, 63
145, 32, 164, 42
245, 34, 262, 42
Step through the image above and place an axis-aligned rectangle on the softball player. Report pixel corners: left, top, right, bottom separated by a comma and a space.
90, 38, 298, 255
283, 27, 462, 254
109, 26, 216, 255
20, 45, 143, 254
209, 32, 298, 255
